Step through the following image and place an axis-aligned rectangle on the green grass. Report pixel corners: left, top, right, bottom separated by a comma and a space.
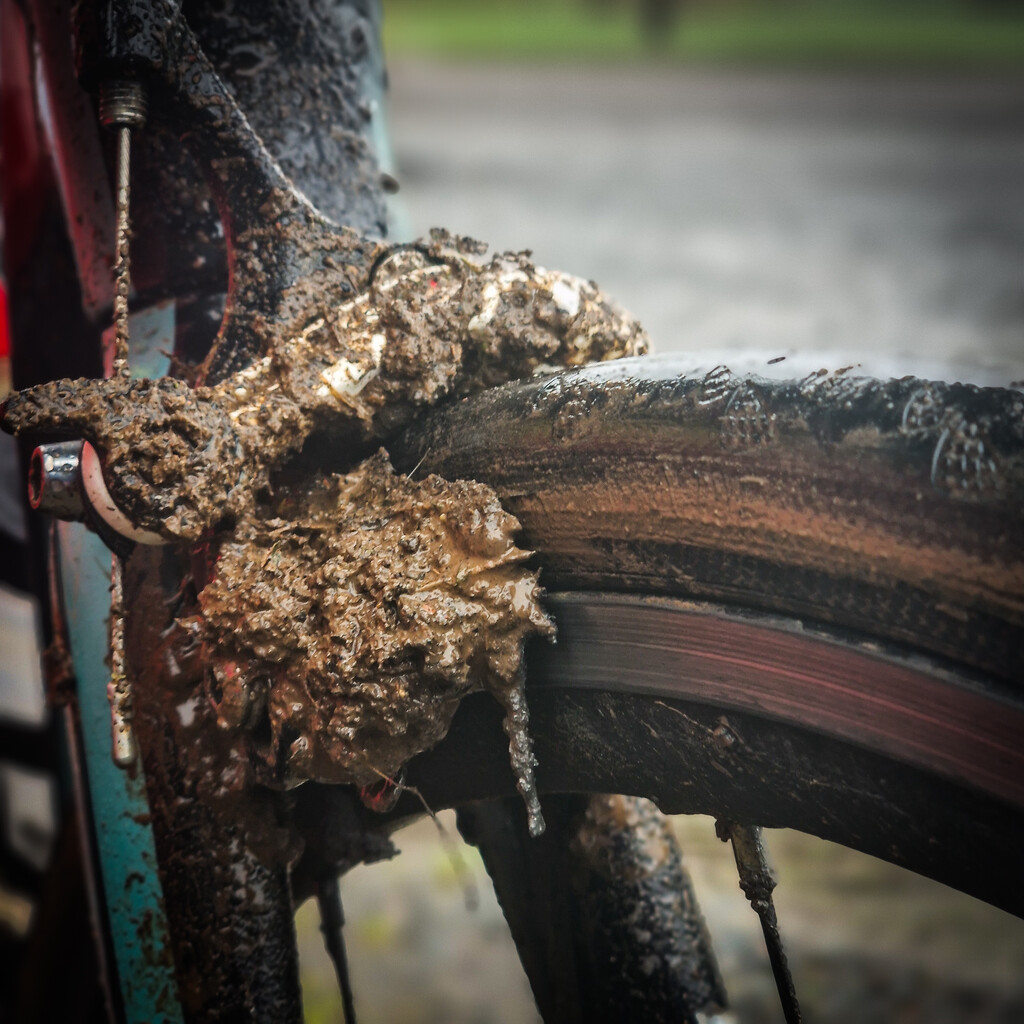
382, 1, 1024, 67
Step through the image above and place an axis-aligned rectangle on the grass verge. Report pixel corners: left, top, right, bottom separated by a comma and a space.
383, 1, 1024, 67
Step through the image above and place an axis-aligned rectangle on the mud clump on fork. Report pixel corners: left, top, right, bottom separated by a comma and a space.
0, 231, 648, 837
1, 231, 648, 544
192, 450, 553, 835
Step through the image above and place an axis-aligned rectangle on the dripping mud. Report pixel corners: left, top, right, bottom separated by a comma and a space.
3, 232, 647, 543
195, 450, 554, 833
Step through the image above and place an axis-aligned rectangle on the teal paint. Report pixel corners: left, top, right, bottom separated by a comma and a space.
59, 523, 184, 1022
58, 303, 184, 1023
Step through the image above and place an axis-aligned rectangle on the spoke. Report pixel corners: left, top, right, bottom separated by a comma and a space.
317, 874, 358, 1024
718, 821, 802, 1024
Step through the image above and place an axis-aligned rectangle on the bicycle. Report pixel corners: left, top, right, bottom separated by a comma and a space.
1, 2, 1022, 1022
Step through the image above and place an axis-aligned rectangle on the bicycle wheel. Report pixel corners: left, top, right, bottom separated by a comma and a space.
7, 0, 1022, 1015
371, 354, 1024, 919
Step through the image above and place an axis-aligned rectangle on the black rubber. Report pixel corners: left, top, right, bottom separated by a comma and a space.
374, 358, 1024, 916
393, 356, 1024, 684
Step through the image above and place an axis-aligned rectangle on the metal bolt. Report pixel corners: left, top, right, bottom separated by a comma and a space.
28, 442, 85, 520
712, 719, 737, 750
98, 79, 148, 129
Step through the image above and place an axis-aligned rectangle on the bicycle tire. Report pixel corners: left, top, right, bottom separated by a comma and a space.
367, 354, 1024, 916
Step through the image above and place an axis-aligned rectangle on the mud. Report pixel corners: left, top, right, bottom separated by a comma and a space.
193, 450, 552, 833
572, 794, 674, 882
3, 0, 646, 876
0, 375, 250, 540
125, 2, 390, 309
260, 232, 648, 439
4, 229, 618, 828
1, 232, 647, 542
181, 0, 389, 236
1, 14, 647, 849
89, 0, 393, 386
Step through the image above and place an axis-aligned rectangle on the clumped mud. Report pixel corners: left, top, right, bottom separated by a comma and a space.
1, 231, 647, 834
3, 375, 250, 539
2, 231, 648, 543
193, 451, 552, 834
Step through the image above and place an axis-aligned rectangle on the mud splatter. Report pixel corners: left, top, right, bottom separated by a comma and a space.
0, 229, 648, 834
1, 375, 250, 540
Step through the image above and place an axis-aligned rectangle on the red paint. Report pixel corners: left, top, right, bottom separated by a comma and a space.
538, 596, 1024, 810
359, 774, 403, 813
0, 284, 8, 358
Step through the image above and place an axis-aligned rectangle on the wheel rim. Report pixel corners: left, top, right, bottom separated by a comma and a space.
534, 594, 1024, 812
356, 593, 1024, 918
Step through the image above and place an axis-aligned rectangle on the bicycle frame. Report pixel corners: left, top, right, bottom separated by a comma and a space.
5, 1, 395, 1018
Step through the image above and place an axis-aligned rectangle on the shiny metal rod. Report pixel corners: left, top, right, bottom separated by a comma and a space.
99, 79, 146, 377
111, 124, 132, 376
107, 553, 135, 768
28, 441, 85, 519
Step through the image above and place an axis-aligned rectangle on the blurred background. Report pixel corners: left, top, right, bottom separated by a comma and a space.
382, 0, 1024, 382
299, 2, 1024, 1022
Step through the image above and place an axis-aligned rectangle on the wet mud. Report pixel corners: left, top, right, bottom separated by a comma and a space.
195, 450, 553, 832
1, 231, 645, 834
1, 232, 647, 543
180, 0, 389, 235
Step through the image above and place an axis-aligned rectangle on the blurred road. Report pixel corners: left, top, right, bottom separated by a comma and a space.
388, 61, 1024, 383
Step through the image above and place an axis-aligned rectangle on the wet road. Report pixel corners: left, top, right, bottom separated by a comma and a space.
388, 62, 1024, 383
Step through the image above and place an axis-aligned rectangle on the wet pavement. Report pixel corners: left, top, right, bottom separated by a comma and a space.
296, 62, 1024, 1022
